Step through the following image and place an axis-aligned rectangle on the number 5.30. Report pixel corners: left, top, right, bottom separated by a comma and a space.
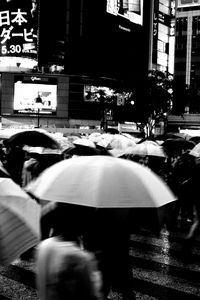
1, 45, 22, 54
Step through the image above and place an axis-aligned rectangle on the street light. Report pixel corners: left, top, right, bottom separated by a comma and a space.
35, 94, 43, 128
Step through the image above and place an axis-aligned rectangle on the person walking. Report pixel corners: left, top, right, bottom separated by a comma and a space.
83, 209, 136, 300
36, 207, 103, 300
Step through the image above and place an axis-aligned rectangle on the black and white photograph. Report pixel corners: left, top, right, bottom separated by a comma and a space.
1, 1, 200, 300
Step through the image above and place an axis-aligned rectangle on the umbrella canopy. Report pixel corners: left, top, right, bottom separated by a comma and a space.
156, 132, 191, 141
4, 130, 60, 149
25, 156, 177, 234
88, 133, 114, 149
73, 138, 96, 148
162, 138, 196, 155
109, 134, 136, 150
23, 146, 62, 155
62, 144, 111, 157
167, 132, 191, 140
124, 143, 166, 158
0, 177, 41, 264
189, 136, 200, 145
189, 142, 200, 157
26, 155, 176, 208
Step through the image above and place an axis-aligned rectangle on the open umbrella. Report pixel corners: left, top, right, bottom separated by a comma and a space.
73, 138, 96, 148
124, 143, 166, 158
189, 142, 200, 157
25, 156, 177, 232
62, 144, 112, 157
162, 138, 196, 156
109, 134, 136, 150
0, 175, 41, 264
4, 130, 60, 149
189, 136, 200, 145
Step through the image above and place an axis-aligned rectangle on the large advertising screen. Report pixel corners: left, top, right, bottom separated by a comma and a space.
106, 0, 143, 26
177, 0, 200, 8
13, 76, 57, 115
0, 0, 39, 59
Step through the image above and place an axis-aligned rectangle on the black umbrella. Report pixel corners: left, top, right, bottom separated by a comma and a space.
4, 130, 60, 149
63, 144, 112, 157
189, 136, 200, 145
162, 138, 196, 155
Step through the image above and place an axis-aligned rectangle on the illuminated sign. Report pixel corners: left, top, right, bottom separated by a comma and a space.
177, 0, 200, 7
13, 76, 57, 115
84, 85, 116, 102
0, 0, 39, 59
106, 0, 143, 26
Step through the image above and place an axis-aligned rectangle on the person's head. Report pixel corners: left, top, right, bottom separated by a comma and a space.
55, 251, 102, 300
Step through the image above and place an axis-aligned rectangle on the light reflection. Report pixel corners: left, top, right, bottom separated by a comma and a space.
160, 228, 171, 265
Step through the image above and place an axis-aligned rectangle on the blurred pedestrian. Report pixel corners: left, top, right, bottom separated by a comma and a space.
83, 209, 136, 300
183, 158, 200, 241
2, 143, 25, 186
36, 209, 102, 300
21, 152, 40, 187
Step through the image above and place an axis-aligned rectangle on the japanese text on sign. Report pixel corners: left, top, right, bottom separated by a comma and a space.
0, 0, 38, 58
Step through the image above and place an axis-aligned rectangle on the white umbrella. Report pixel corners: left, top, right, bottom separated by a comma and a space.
26, 156, 175, 208
73, 138, 96, 148
109, 134, 136, 150
189, 142, 200, 157
26, 155, 176, 233
25, 156, 176, 232
124, 143, 166, 157
0, 177, 41, 264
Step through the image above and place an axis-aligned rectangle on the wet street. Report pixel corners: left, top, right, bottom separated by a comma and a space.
0, 221, 199, 300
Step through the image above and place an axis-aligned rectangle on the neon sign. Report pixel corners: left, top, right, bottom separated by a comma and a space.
106, 0, 143, 26
0, 0, 38, 59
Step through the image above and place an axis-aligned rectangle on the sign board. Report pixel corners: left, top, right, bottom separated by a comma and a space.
0, 0, 39, 59
106, 0, 143, 26
13, 75, 57, 115
177, 0, 200, 8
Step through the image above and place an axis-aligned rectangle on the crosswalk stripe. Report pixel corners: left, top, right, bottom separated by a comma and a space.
0, 226, 199, 299
0, 274, 38, 299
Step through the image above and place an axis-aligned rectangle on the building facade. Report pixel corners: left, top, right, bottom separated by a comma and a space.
175, 0, 200, 90
149, 0, 175, 74
0, 0, 152, 129
167, 0, 200, 129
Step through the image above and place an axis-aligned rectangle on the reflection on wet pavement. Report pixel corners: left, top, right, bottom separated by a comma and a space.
0, 223, 199, 299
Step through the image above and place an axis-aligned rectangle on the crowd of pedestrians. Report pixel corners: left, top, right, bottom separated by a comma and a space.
0, 131, 199, 300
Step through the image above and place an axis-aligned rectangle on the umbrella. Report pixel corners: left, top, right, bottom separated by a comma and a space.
89, 133, 114, 149
167, 132, 191, 140
25, 156, 177, 232
0, 176, 41, 264
162, 138, 196, 155
73, 138, 96, 148
156, 132, 191, 141
189, 142, 200, 157
23, 146, 62, 155
124, 143, 166, 158
189, 136, 200, 145
62, 144, 112, 157
4, 130, 60, 149
109, 134, 136, 150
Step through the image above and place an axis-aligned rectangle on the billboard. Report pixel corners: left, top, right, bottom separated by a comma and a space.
13, 76, 57, 115
0, 0, 39, 60
177, 0, 200, 8
106, 0, 143, 26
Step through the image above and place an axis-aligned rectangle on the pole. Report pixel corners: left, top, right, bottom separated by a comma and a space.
37, 108, 40, 128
